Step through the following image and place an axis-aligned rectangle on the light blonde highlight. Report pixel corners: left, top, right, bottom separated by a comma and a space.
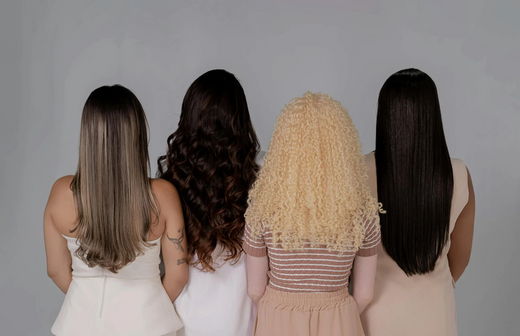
71, 85, 159, 273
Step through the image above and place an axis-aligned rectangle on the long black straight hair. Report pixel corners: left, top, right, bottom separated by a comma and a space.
375, 68, 453, 276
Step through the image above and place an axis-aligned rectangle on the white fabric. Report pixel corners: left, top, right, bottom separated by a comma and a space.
174, 249, 256, 336
51, 236, 183, 336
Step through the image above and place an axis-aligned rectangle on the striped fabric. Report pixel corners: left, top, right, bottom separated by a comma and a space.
243, 218, 381, 292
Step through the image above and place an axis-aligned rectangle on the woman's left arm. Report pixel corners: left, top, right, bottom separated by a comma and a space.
43, 181, 73, 294
351, 254, 378, 314
448, 167, 475, 282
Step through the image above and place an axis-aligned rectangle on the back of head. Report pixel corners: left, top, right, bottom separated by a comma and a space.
72, 85, 158, 273
245, 92, 379, 252
158, 69, 260, 272
375, 68, 453, 275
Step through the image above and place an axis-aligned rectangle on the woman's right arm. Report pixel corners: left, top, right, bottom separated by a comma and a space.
246, 254, 269, 304
448, 167, 475, 282
43, 177, 73, 293
155, 180, 189, 302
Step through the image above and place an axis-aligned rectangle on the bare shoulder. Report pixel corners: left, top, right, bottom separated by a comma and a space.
150, 179, 183, 227
47, 176, 74, 206
45, 176, 76, 231
150, 178, 180, 205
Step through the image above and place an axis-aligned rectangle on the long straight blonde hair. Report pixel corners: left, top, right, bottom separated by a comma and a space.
71, 85, 159, 273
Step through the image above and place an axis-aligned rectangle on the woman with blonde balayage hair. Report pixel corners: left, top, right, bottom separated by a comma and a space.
244, 92, 381, 336
44, 85, 187, 336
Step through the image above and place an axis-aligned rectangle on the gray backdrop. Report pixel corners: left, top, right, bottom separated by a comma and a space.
1, 0, 519, 335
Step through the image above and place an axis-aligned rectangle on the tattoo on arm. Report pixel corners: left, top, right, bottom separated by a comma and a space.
167, 228, 185, 253
177, 258, 186, 265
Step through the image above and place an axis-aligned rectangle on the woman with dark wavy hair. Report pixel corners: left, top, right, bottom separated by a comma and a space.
360, 69, 475, 336
158, 69, 260, 336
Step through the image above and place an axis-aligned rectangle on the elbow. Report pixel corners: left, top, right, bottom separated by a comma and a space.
354, 291, 374, 308
171, 273, 189, 290
177, 272, 190, 288
247, 289, 265, 304
179, 273, 189, 288
47, 268, 62, 281
248, 293, 263, 304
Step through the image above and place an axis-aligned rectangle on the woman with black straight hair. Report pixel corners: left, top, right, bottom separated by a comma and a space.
360, 69, 475, 336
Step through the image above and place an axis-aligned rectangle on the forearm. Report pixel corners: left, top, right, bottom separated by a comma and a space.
162, 275, 188, 302
50, 272, 72, 294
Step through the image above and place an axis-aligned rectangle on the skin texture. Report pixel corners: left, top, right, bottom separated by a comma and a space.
43, 176, 188, 301
447, 168, 475, 282
351, 254, 378, 314
246, 254, 269, 304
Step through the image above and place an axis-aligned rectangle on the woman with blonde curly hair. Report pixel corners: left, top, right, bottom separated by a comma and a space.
243, 92, 381, 336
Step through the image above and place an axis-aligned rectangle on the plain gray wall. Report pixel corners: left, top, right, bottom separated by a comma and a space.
1, 0, 519, 334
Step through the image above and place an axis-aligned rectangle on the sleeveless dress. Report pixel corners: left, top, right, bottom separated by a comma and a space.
174, 248, 256, 336
51, 236, 183, 336
360, 152, 469, 336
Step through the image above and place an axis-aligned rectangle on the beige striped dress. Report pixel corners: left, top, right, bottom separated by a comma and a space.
243, 217, 381, 336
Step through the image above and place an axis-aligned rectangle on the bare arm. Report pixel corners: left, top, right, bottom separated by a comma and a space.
448, 168, 475, 283
351, 254, 378, 314
246, 254, 269, 304
156, 180, 189, 302
43, 179, 73, 293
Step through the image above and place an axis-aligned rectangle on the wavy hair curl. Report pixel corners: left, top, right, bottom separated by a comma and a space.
158, 69, 259, 272
245, 92, 379, 251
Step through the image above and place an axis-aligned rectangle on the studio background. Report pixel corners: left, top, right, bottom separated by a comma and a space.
1, 0, 519, 335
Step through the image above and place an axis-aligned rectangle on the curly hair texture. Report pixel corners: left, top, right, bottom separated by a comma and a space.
245, 92, 379, 252
158, 69, 260, 272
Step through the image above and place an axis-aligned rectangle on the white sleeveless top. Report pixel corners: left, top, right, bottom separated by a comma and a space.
51, 236, 183, 336
173, 151, 265, 336
174, 248, 255, 336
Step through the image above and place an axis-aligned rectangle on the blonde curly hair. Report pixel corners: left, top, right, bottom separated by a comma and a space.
245, 92, 379, 252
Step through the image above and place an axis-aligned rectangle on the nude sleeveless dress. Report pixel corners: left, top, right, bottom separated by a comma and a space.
51, 236, 183, 336
360, 152, 469, 336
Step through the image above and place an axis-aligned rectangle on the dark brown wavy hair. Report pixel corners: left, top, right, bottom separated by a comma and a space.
158, 69, 260, 272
